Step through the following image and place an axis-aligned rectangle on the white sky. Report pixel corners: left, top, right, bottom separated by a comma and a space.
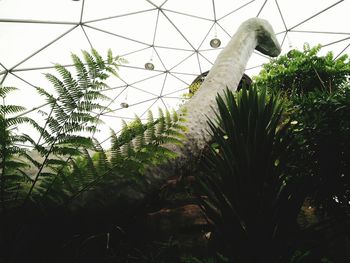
1, 0, 350, 147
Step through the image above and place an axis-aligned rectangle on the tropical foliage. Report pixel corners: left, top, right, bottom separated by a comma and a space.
254, 44, 350, 94
0, 86, 35, 212
197, 87, 307, 263
43, 108, 186, 211
1, 43, 350, 263
196, 45, 350, 263
0, 49, 187, 262
255, 44, 350, 217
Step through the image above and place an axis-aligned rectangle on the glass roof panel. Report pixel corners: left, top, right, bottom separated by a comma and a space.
214, 0, 259, 20
277, 0, 342, 31
218, 0, 265, 37
162, 0, 214, 19
86, 9, 158, 44
290, 1, 350, 33
162, 11, 214, 50
153, 11, 194, 50
16, 26, 92, 69
256, 0, 287, 34
0, 0, 81, 22
82, 26, 149, 56
82, 0, 153, 22
0, 23, 73, 69
1, 0, 349, 145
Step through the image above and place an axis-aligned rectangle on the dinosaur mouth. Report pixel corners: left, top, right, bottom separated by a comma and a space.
256, 44, 281, 57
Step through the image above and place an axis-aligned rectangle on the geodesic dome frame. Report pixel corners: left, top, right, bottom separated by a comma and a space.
1, 0, 350, 147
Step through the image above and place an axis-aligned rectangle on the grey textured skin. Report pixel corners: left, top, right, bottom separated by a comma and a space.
165, 17, 281, 160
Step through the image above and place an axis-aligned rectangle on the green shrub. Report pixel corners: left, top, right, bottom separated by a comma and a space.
253, 44, 350, 94
197, 87, 307, 263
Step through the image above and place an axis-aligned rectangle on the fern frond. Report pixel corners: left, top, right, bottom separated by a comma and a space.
0, 86, 17, 97
156, 108, 165, 136
0, 105, 26, 115
165, 109, 172, 129
23, 49, 123, 202
145, 110, 155, 143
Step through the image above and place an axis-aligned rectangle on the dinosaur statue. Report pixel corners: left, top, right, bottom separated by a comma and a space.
150, 17, 280, 165
75, 17, 282, 209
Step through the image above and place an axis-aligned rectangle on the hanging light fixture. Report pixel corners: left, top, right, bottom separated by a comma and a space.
120, 102, 129, 108
120, 87, 129, 108
210, 38, 221, 48
145, 47, 155, 70
210, 23, 221, 48
144, 61, 155, 70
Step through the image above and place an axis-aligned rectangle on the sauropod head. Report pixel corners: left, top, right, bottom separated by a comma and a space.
243, 18, 282, 57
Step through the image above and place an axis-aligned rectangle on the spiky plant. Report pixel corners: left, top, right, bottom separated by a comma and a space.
197, 87, 308, 263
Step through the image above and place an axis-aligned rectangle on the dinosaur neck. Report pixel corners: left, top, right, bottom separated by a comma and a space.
182, 27, 258, 152
205, 29, 257, 93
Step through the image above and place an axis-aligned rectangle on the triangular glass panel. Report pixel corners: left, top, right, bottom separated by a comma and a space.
217, 0, 264, 35
169, 73, 199, 87
131, 73, 169, 97
83, 26, 150, 58
290, 1, 350, 33
83, 0, 153, 22
100, 86, 128, 108
162, 11, 214, 50
17, 26, 92, 70
1, 72, 46, 113
0, 0, 81, 22
245, 51, 271, 74
122, 47, 166, 72
322, 40, 350, 59
160, 72, 193, 97
141, 98, 169, 118
196, 54, 213, 73
0, 23, 73, 69
86, 9, 158, 44
215, 0, 260, 20
199, 49, 222, 66
198, 22, 231, 51
257, 0, 288, 34
153, 11, 194, 50
162, 0, 213, 18
161, 97, 185, 112
9, 68, 60, 99
154, 47, 195, 71
288, 32, 350, 53
112, 85, 158, 109
1, 74, 44, 144
117, 65, 164, 85
111, 97, 158, 120
277, 0, 343, 31
171, 52, 201, 75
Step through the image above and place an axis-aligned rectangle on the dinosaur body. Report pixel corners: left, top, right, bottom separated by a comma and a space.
77, 18, 282, 208
162, 17, 281, 162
